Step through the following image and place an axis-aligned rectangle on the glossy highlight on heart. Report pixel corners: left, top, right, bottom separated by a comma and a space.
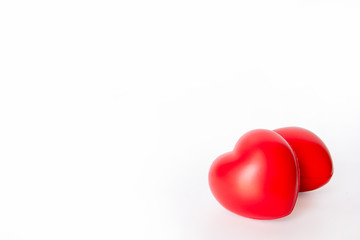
208, 129, 299, 220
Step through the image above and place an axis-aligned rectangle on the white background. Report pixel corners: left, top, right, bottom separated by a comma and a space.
0, 0, 359, 239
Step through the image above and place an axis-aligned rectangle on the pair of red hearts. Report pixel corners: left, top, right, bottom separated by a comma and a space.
208, 127, 333, 220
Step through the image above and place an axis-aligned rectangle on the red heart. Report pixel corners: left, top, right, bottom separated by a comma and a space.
209, 129, 299, 219
274, 127, 333, 192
